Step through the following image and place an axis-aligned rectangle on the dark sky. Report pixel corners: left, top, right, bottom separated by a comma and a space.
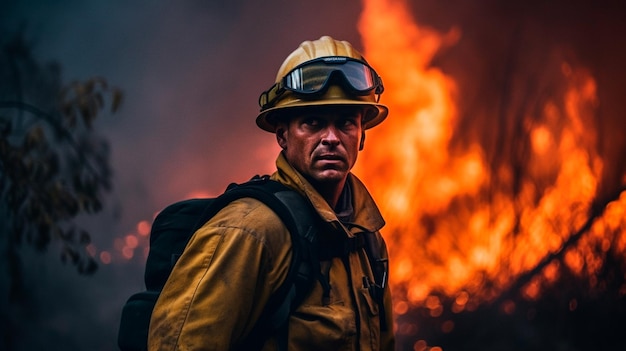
3, 0, 626, 350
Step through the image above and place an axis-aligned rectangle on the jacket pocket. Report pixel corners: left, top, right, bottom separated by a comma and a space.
289, 302, 357, 350
359, 287, 380, 316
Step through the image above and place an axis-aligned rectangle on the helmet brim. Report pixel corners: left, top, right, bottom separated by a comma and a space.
256, 99, 388, 133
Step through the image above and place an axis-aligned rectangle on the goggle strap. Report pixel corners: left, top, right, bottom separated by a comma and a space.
259, 83, 283, 109
261, 82, 383, 108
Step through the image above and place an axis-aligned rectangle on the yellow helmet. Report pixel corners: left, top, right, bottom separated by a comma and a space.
256, 36, 388, 132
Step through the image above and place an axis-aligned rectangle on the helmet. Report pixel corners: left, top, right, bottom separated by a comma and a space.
256, 36, 388, 133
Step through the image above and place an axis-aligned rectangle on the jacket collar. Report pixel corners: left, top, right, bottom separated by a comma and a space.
271, 152, 386, 233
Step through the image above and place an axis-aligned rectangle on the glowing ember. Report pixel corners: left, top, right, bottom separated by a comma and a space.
137, 220, 151, 236
99, 251, 111, 265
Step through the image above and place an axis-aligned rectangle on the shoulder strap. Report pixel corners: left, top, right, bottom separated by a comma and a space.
343, 222, 390, 332
362, 230, 389, 331
191, 176, 314, 238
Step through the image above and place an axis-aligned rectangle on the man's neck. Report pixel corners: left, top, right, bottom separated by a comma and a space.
312, 178, 346, 210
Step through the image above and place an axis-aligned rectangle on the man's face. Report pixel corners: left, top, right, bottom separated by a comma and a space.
276, 106, 363, 187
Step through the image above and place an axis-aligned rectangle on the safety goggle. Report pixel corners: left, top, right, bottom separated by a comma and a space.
259, 56, 384, 109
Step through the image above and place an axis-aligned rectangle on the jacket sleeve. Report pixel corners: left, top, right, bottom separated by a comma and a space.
148, 199, 291, 351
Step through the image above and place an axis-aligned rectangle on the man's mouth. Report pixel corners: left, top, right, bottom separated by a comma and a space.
316, 153, 345, 162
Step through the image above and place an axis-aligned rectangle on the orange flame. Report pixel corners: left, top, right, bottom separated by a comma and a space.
355, 0, 626, 314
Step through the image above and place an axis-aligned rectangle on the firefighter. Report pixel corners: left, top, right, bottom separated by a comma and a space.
149, 35, 394, 351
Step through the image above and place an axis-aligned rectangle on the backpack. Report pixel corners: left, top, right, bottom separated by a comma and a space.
117, 176, 320, 351
117, 175, 389, 351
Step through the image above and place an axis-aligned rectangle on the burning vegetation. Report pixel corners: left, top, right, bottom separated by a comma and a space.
356, 0, 626, 349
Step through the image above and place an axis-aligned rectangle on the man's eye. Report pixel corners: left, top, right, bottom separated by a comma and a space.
304, 117, 321, 127
340, 118, 357, 128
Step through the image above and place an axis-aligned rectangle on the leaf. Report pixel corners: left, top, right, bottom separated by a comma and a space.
79, 230, 91, 245
24, 126, 45, 149
84, 79, 94, 94
60, 227, 76, 241
79, 257, 98, 275
79, 97, 92, 126
66, 107, 77, 129
111, 89, 123, 112
61, 246, 79, 264
95, 92, 104, 109
73, 81, 85, 97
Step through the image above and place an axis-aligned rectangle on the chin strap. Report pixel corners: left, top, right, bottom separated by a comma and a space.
359, 131, 365, 151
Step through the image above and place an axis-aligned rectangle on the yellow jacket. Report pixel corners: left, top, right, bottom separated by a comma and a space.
148, 153, 395, 350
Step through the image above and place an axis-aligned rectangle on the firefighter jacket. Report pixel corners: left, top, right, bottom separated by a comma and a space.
148, 153, 395, 351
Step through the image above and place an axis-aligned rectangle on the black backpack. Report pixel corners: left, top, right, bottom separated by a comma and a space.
117, 176, 321, 351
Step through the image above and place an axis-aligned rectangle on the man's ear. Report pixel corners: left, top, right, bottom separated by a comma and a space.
359, 131, 366, 151
276, 124, 288, 150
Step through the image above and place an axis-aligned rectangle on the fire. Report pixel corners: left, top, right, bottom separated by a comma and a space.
355, 0, 626, 315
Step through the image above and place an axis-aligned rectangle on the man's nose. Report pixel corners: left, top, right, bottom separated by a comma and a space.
321, 125, 341, 146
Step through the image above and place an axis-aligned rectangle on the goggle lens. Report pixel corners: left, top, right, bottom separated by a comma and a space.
284, 60, 377, 93
259, 57, 383, 109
